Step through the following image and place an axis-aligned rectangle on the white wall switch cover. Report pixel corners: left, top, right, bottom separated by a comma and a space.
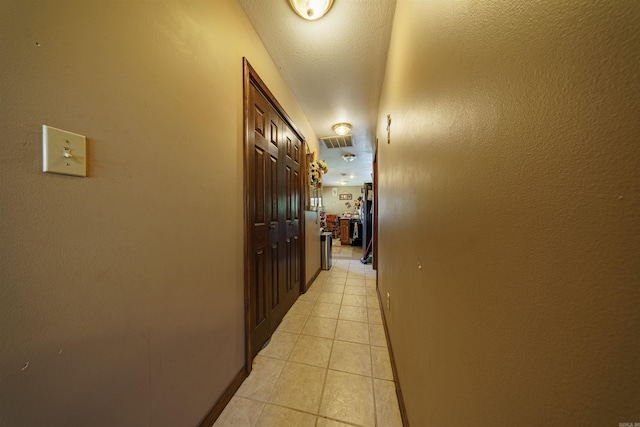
42, 125, 87, 177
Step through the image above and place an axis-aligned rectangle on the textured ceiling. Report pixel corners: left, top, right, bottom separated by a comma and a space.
238, 0, 396, 187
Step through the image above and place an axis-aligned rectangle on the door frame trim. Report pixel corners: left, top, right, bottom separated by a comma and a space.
242, 58, 306, 375
373, 139, 378, 270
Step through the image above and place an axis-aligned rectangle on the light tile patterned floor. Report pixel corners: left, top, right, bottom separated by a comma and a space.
213, 241, 402, 427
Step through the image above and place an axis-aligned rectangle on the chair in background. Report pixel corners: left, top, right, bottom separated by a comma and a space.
325, 214, 339, 240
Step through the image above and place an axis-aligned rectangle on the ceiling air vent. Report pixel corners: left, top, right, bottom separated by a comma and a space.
321, 135, 353, 149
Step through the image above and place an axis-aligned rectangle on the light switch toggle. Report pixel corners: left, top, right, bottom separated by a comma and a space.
42, 125, 87, 177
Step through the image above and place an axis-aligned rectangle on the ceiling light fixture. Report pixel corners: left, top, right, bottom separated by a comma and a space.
289, 0, 334, 21
332, 122, 351, 136
342, 153, 356, 163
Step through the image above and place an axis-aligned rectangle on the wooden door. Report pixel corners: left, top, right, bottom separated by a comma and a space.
246, 74, 303, 360
247, 82, 283, 355
282, 125, 302, 313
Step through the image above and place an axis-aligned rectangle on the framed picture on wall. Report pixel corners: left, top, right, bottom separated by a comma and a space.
339, 194, 352, 200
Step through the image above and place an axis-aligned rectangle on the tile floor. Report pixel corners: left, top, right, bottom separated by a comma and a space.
213, 241, 403, 427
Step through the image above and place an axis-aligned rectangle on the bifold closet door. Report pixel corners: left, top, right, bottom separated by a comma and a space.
247, 82, 302, 358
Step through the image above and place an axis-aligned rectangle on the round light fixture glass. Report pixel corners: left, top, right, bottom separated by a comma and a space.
289, 0, 334, 21
332, 122, 351, 136
342, 153, 356, 163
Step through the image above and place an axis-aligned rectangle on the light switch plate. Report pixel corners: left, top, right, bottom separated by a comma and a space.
42, 125, 87, 177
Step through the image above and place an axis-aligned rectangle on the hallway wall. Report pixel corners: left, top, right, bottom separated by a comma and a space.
322, 185, 364, 215
0, 1, 318, 426
376, 0, 640, 425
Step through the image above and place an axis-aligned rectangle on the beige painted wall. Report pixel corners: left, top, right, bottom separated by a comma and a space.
377, 0, 640, 425
305, 210, 322, 284
322, 186, 364, 215
0, 1, 318, 426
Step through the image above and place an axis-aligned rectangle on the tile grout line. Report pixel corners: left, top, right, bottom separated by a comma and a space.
330, 260, 377, 427
314, 271, 339, 426
369, 306, 379, 427
221, 250, 361, 425
247, 253, 377, 426
257, 293, 316, 425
